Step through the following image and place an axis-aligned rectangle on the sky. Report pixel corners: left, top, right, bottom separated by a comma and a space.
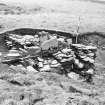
1, 0, 105, 6
1, 0, 57, 4
1, 0, 105, 3
1, 0, 37, 3
0, 0, 63, 8
1, 0, 105, 4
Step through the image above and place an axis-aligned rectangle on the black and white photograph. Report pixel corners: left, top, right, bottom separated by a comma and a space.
0, 0, 104, 104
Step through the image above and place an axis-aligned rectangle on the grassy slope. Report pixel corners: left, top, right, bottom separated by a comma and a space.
0, 0, 105, 34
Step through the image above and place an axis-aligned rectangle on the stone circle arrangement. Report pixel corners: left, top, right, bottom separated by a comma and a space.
2, 31, 97, 82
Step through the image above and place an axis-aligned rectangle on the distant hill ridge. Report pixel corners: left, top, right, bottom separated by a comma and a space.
0, 3, 25, 14
0, 2, 46, 15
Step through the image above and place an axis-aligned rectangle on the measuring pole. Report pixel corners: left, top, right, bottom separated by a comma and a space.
75, 16, 81, 43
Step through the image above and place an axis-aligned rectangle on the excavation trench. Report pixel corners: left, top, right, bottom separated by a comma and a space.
0, 28, 105, 82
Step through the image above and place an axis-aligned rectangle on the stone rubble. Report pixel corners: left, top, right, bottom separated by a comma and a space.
67, 72, 80, 80
3, 31, 97, 82
71, 44, 97, 82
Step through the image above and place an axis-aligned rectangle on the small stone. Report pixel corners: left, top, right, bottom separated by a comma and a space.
66, 57, 74, 61
86, 68, 94, 74
78, 62, 84, 69
25, 41, 33, 45
7, 53, 20, 57
6, 41, 12, 44
68, 72, 80, 80
0, 52, 2, 56
34, 35, 39, 38
68, 54, 73, 58
67, 39, 72, 45
19, 48, 28, 53
38, 62, 43, 68
60, 59, 68, 62
62, 48, 72, 53
60, 57, 73, 62
51, 60, 58, 65
17, 64, 26, 70
20, 41, 25, 45
50, 63, 61, 68
11, 47, 17, 50
88, 53, 94, 57
57, 38, 65, 42
43, 60, 48, 65
34, 38, 40, 42
40, 65, 51, 72
72, 44, 84, 48
15, 34, 23, 39
74, 59, 79, 65
85, 46, 97, 50
10, 65, 16, 69
28, 59, 35, 65
53, 51, 62, 56
17, 64, 23, 68
27, 66, 38, 72
37, 57, 44, 62
83, 57, 90, 62
25, 41, 31, 44
48, 59, 52, 64
56, 56, 62, 60
40, 34, 48, 43
26, 46, 41, 55
49, 35, 57, 39
88, 58, 95, 63
83, 57, 95, 63
9, 49, 19, 53
24, 35, 34, 40
57, 53, 67, 57
80, 55, 86, 59
53, 35, 57, 38
21, 67, 26, 71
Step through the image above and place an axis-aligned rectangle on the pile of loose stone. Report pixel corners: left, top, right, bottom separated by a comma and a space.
71, 44, 97, 82
2, 31, 97, 82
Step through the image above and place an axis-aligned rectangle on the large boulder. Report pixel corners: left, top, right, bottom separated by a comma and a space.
41, 37, 58, 50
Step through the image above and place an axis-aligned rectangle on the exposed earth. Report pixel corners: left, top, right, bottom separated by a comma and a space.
0, 0, 105, 105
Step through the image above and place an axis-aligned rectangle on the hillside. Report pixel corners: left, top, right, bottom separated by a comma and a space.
0, 0, 105, 33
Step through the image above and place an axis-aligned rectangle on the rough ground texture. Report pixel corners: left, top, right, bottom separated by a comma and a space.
0, 0, 105, 105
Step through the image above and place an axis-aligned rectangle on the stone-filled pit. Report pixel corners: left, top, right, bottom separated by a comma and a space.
0, 28, 97, 82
